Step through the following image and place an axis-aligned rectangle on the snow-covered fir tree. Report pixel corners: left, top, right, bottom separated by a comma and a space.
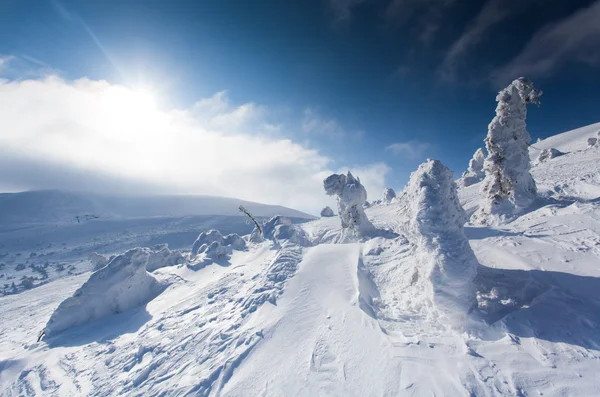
459, 148, 485, 187
323, 171, 374, 235
382, 187, 396, 202
477, 77, 542, 222
320, 206, 335, 217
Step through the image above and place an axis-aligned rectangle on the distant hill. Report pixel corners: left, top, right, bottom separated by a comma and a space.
0, 190, 315, 225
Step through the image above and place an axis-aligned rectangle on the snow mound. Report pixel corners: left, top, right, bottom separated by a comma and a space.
323, 171, 374, 236
459, 148, 485, 187
587, 137, 598, 147
44, 248, 165, 336
404, 159, 477, 321
382, 187, 396, 202
320, 206, 335, 217
535, 147, 565, 164
191, 229, 246, 257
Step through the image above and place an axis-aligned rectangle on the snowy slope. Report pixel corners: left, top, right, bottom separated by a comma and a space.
1, 123, 600, 396
0, 191, 314, 295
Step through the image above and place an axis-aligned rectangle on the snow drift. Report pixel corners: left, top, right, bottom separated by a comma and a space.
44, 248, 167, 336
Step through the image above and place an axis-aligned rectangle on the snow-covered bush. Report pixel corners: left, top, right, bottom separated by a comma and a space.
146, 244, 185, 272
44, 248, 165, 336
404, 159, 477, 321
323, 171, 374, 236
320, 206, 335, 217
535, 148, 565, 164
191, 229, 245, 257
89, 252, 109, 271
477, 77, 542, 222
459, 148, 485, 187
382, 187, 396, 202
254, 215, 310, 246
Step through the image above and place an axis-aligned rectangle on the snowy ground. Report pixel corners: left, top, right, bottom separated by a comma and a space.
1, 123, 599, 396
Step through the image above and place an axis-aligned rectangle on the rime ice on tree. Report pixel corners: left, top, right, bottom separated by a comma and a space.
320, 206, 335, 217
479, 77, 542, 221
323, 171, 374, 235
405, 159, 477, 319
382, 187, 396, 202
459, 148, 485, 187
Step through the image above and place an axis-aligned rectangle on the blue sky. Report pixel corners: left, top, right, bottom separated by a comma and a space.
1, 0, 600, 213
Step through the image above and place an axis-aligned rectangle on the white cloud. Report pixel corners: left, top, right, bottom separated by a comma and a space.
385, 140, 431, 158
492, 0, 600, 85
302, 108, 361, 139
0, 76, 387, 215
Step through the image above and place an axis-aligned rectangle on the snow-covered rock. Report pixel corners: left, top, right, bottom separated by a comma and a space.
44, 248, 165, 336
405, 159, 477, 320
535, 147, 565, 164
320, 206, 335, 217
382, 187, 396, 202
459, 147, 485, 187
323, 171, 374, 236
477, 77, 542, 223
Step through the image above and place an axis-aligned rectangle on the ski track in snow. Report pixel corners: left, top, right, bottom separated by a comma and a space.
1, 123, 600, 396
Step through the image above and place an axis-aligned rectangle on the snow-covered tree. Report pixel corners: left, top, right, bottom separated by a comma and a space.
459, 148, 485, 187
382, 187, 396, 202
404, 159, 477, 320
320, 206, 335, 217
323, 171, 374, 235
478, 77, 542, 221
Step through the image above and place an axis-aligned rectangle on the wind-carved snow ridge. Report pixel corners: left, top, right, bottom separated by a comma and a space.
44, 248, 167, 337
323, 171, 375, 237
240, 243, 304, 315
459, 148, 485, 187
405, 159, 478, 324
476, 77, 542, 224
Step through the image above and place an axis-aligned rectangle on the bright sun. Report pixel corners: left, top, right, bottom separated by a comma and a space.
102, 85, 159, 127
